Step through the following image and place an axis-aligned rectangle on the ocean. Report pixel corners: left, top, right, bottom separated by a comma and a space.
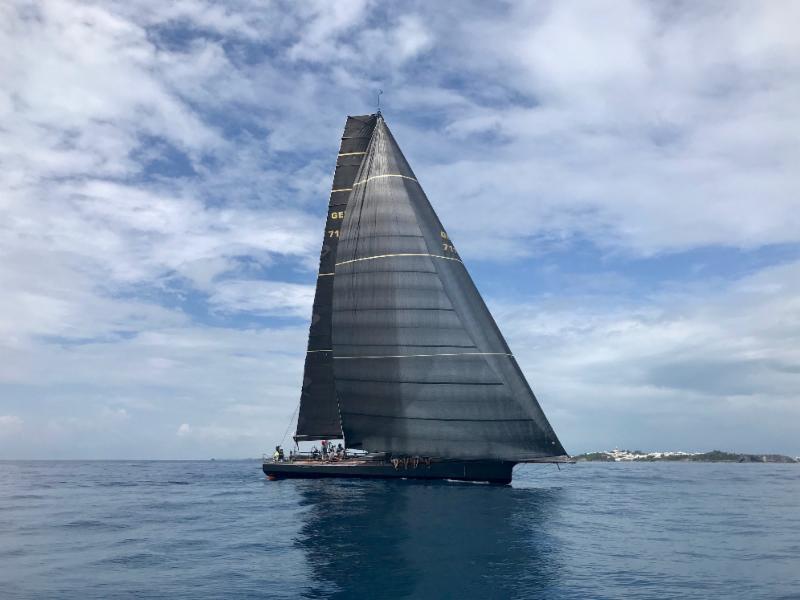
0, 460, 797, 599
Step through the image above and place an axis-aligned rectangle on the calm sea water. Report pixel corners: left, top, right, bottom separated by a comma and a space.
0, 461, 797, 599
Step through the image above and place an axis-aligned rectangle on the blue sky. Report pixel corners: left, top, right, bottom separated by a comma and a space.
1, 0, 799, 458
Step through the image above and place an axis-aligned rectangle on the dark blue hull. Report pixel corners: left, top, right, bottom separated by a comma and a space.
263, 458, 515, 484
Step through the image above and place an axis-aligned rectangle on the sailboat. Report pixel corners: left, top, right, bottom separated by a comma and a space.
263, 113, 568, 484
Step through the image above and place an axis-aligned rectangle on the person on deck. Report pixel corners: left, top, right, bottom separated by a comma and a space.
273, 446, 281, 462
336, 443, 344, 458
311, 446, 320, 460
277, 446, 284, 461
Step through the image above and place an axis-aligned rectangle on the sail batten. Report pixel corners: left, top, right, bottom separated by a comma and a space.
331, 116, 566, 461
334, 353, 512, 360
336, 253, 463, 266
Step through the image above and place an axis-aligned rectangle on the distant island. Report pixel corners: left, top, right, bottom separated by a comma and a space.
573, 449, 798, 463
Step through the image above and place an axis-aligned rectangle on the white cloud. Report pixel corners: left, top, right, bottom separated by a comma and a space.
0, 415, 24, 435
354, 15, 433, 68
1, 1, 220, 182
41, 405, 132, 441
101, 407, 130, 422
287, 0, 372, 62
117, 0, 274, 41
175, 423, 258, 443
209, 280, 315, 317
386, 1, 800, 257
494, 260, 800, 453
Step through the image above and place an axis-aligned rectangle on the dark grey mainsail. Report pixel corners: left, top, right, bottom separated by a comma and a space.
331, 115, 566, 461
295, 114, 378, 440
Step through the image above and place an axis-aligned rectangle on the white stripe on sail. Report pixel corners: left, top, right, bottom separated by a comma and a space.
334, 352, 513, 360
336, 253, 461, 266
353, 174, 418, 186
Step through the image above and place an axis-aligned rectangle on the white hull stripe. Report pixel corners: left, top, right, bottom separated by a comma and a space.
334, 352, 513, 360
336, 253, 462, 266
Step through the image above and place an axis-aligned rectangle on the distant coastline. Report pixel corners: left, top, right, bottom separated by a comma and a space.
573, 449, 798, 463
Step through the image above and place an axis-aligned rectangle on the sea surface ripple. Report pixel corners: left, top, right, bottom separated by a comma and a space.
0, 460, 797, 599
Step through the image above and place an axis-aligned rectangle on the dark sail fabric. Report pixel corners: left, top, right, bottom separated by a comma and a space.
295, 115, 378, 440
332, 116, 567, 461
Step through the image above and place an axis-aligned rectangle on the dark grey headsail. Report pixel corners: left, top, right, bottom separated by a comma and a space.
331, 115, 566, 461
295, 115, 378, 441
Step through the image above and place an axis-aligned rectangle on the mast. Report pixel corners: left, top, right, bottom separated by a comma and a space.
330, 116, 567, 461
294, 115, 378, 441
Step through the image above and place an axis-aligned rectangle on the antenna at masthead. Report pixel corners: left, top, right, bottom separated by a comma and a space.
376, 89, 383, 116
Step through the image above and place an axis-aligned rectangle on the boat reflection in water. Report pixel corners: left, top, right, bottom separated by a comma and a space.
292, 478, 562, 599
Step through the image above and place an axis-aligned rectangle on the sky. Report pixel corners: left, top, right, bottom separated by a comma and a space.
1, 0, 799, 459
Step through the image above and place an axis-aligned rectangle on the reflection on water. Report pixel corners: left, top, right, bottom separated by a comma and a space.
293, 479, 563, 599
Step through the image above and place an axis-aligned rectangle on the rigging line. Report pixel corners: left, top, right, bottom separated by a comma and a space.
352, 173, 417, 186
306, 349, 332, 353
349, 116, 379, 283
318, 272, 334, 277
338, 152, 366, 157
336, 253, 463, 266
331, 188, 353, 193
334, 352, 513, 360
280, 400, 301, 447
